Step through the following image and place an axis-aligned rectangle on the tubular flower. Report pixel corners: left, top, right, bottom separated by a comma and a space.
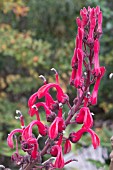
80, 7, 88, 27
28, 106, 39, 118
22, 120, 47, 139
71, 36, 79, 68
91, 66, 106, 105
53, 145, 64, 169
74, 48, 83, 88
28, 92, 39, 118
28, 92, 37, 108
50, 134, 63, 156
27, 138, 38, 159
70, 68, 76, 85
69, 126, 100, 149
93, 39, 100, 76
87, 8, 96, 43
76, 107, 93, 128
29, 102, 56, 122
37, 83, 69, 104
35, 102, 54, 120
64, 139, 71, 154
45, 92, 56, 110
95, 6, 100, 15
50, 145, 58, 157
49, 117, 65, 139
97, 11, 103, 34
78, 27, 84, 49
76, 17, 82, 29
7, 129, 23, 148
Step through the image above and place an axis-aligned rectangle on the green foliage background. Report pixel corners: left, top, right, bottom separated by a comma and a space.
0, 0, 113, 169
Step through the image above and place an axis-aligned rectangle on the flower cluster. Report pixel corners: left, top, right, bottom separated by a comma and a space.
7, 6, 105, 170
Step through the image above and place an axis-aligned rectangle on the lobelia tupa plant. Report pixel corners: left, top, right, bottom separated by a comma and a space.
7, 6, 106, 170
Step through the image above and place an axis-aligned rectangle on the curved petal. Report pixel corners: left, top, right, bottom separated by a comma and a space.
7, 129, 23, 148
37, 83, 67, 103
28, 120, 47, 137
91, 66, 106, 105
87, 129, 100, 149
45, 93, 56, 109
28, 92, 37, 107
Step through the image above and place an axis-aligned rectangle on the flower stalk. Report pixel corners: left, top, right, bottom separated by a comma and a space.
7, 6, 105, 170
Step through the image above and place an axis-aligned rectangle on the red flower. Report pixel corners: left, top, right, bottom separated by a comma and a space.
80, 7, 88, 27
78, 27, 84, 49
29, 101, 56, 122
45, 92, 56, 110
37, 83, 69, 104
50, 145, 59, 157
64, 139, 71, 154
49, 117, 65, 139
76, 107, 93, 128
35, 102, 52, 119
28, 92, 37, 108
54, 145, 64, 169
91, 66, 106, 105
95, 6, 100, 15
7, 129, 23, 148
71, 36, 79, 68
27, 138, 38, 159
74, 48, 83, 88
28, 106, 40, 120
87, 8, 96, 43
69, 126, 100, 149
28, 92, 39, 119
70, 69, 76, 85
97, 11, 103, 34
93, 39, 101, 76
76, 17, 82, 28
50, 134, 63, 156
22, 120, 47, 139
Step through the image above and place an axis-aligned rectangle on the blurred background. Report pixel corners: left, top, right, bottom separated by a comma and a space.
0, 0, 113, 169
